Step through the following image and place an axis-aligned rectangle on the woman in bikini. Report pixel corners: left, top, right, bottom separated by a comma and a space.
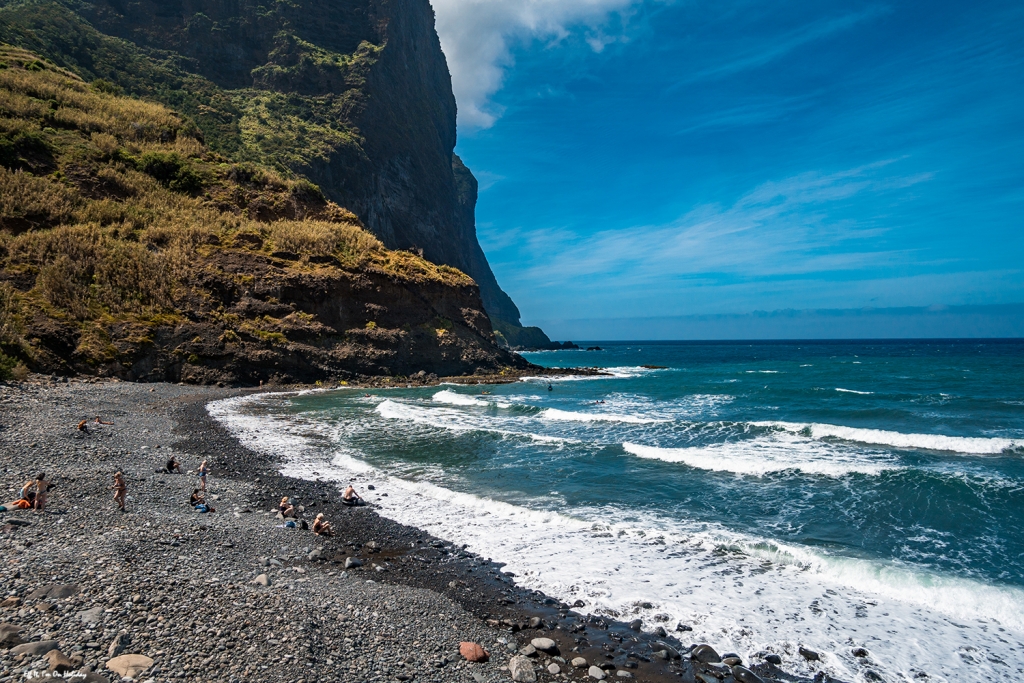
33, 473, 51, 511
312, 513, 334, 536
198, 460, 210, 491
112, 472, 127, 511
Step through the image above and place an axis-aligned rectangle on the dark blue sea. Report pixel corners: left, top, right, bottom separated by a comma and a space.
212, 340, 1024, 682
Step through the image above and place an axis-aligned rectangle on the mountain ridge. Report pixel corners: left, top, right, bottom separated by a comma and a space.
0, 0, 559, 348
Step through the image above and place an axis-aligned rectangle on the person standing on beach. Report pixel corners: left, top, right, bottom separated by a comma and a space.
112, 472, 127, 511
198, 460, 210, 491
33, 473, 51, 511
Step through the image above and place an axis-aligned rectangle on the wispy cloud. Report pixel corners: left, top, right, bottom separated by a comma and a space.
668, 5, 889, 89
498, 161, 934, 289
431, 0, 645, 128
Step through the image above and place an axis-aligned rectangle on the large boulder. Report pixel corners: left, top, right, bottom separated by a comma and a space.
509, 655, 537, 682
106, 654, 154, 678
0, 624, 24, 648
26, 585, 78, 600
459, 642, 488, 663
45, 649, 75, 674
11, 640, 59, 657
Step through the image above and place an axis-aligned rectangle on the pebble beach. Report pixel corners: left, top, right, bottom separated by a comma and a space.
0, 378, 795, 683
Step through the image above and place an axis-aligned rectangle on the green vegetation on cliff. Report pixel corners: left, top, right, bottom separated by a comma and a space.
0, 47, 517, 382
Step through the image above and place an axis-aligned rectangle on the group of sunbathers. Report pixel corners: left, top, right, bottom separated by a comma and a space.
276, 485, 365, 536
1, 473, 53, 512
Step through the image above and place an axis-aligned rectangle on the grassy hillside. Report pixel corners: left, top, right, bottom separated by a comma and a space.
0, 1, 371, 173
0, 47, 516, 383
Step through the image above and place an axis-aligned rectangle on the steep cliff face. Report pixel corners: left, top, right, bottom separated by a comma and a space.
0, 46, 530, 383
0, 0, 539, 338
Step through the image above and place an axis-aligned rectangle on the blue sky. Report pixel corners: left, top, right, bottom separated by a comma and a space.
434, 0, 1024, 339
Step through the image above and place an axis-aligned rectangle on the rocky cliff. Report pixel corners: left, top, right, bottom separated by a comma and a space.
0, 46, 529, 383
0, 0, 548, 342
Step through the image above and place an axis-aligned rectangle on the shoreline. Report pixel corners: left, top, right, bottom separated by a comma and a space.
0, 376, 800, 683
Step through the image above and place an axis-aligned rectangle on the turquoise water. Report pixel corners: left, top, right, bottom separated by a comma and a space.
215, 340, 1024, 682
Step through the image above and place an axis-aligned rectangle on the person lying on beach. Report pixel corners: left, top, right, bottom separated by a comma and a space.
76, 420, 89, 434
112, 472, 126, 511
278, 496, 295, 517
165, 456, 181, 474
198, 459, 210, 491
19, 478, 36, 503
191, 491, 214, 513
33, 473, 52, 511
312, 513, 334, 536
94, 416, 113, 425
341, 485, 364, 506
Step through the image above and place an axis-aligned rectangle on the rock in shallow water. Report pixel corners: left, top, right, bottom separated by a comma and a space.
799, 646, 820, 661
764, 654, 783, 665
732, 665, 764, 683
691, 644, 722, 664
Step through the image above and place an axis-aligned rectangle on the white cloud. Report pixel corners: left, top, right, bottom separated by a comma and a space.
431, 0, 640, 128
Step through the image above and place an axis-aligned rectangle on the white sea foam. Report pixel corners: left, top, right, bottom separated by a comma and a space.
623, 437, 899, 477
761, 421, 1019, 454
836, 388, 874, 395
209, 393, 1024, 683
375, 399, 578, 444
432, 389, 490, 407
538, 407, 667, 424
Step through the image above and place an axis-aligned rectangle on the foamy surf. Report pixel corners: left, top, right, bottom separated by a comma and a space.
622, 437, 900, 477
210, 391, 1024, 683
761, 421, 1019, 454
539, 407, 667, 424
431, 389, 491, 407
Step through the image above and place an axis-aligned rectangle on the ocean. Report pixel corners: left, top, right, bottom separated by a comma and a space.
210, 340, 1024, 683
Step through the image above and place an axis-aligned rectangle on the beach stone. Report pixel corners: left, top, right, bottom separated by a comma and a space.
691, 644, 722, 664
628, 619, 642, 631
252, 574, 271, 586
11, 640, 59, 657
459, 642, 489, 663
697, 674, 719, 683
78, 606, 104, 624
519, 644, 537, 657
764, 654, 782, 665
528, 617, 542, 628
863, 670, 883, 682
799, 646, 820, 661
732, 666, 764, 683
106, 654, 153, 678
0, 623, 24, 647
530, 637, 557, 653
548, 663, 561, 674
723, 656, 743, 666
588, 665, 607, 680
852, 647, 869, 658
308, 549, 323, 561
616, 672, 633, 679
572, 657, 588, 668
676, 623, 693, 632
0, 597, 21, 608
655, 641, 680, 659
107, 634, 129, 658
509, 655, 537, 682
653, 626, 667, 638
46, 649, 75, 673
345, 557, 363, 569
27, 584, 77, 600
